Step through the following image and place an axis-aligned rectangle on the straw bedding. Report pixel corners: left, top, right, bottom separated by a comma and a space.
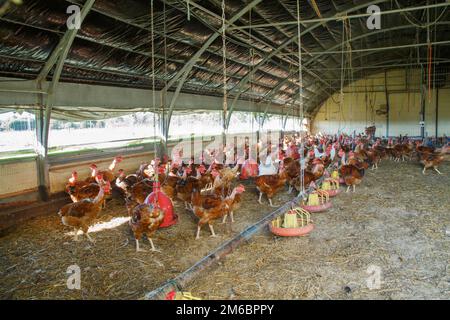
1, 161, 449, 299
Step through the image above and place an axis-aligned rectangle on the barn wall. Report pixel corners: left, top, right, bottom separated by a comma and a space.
0, 159, 38, 199
0, 131, 286, 203
312, 69, 450, 137
48, 152, 156, 194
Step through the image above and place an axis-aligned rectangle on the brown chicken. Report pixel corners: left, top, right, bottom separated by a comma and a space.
125, 197, 139, 216
283, 157, 300, 191
65, 171, 90, 202
58, 177, 105, 242
69, 183, 101, 203
366, 147, 382, 170
175, 169, 201, 209
129, 179, 153, 204
129, 203, 165, 252
291, 159, 325, 193
191, 185, 245, 239
420, 146, 449, 174
255, 170, 289, 207
221, 185, 246, 224
415, 141, 435, 161
90, 156, 123, 182
115, 169, 139, 197
340, 161, 365, 193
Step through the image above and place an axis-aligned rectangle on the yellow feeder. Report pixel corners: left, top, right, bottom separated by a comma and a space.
331, 170, 340, 180
301, 190, 332, 212
320, 178, 340, 197
321, 180, 332, 191
307, 193, 320, 206
270, 207, 314, 237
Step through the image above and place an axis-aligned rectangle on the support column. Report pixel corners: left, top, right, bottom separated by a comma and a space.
435, 87, 439, 138
420, 83, 426, 139
35, 0, 96, 201
384, 70, 390, 138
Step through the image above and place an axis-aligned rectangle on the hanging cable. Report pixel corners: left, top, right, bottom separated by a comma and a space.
296, 0, 305, 196
221, 0, 227, 132
427, 3, 432, 102
394, 0, 447, 29
338, 19, 346, 133
186, 0, 191, 21
150, 0, 158, 184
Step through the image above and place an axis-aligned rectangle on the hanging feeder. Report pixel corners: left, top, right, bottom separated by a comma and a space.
301, 189, 332, 212
145, 182, 178, 228
270, 207, 314, 237
321, 178, 341, 197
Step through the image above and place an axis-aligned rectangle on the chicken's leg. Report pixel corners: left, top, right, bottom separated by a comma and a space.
73, 229, 80, 242
422, 167, 427, 175
230, 211, 235, 223
208, 224, 218, 237
352, 184, 356, 193
268, 198, 278, 207
148, 238, 160, 252
258, 192, 263, 204
434, 167, 443, 175
135, 239, 146, 252
195, 226, 201, 240
221, 214, 228, 224
85, 232, 95, 243
288, 185, 293, 194
346, 185, 351, 193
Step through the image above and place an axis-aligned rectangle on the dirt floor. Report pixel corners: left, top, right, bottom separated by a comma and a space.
187, 161, 450, 299
0, 160, 449, 300
0, 177, 293, 300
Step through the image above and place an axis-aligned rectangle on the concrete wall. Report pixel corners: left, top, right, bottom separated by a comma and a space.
312, 69, 450, 137
0, 159, 38, 198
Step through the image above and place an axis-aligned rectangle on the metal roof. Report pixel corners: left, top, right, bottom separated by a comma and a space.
1, 0, 449, 120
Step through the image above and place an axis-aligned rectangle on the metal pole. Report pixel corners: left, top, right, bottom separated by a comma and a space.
435, 86, 439, 137
384, 70, 390, 138
307, 40, 450, 55
228, 2, 450, 30
36, 0, 96, 201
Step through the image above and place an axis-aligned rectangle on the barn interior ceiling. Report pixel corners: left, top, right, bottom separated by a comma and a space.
0, 0, 449, 120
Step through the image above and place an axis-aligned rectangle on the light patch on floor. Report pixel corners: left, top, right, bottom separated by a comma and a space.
65, 216, 130, 236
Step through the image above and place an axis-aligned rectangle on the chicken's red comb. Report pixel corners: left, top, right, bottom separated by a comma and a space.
72, 171, 78, 175
90, 164, 97, 168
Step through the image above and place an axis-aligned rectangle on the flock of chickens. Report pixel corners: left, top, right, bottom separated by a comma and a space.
58, 133, 449, 251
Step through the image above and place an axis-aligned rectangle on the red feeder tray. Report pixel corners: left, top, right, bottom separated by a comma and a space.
145, 182, 178, 228
301, 200, 333, 213
270, 223, 314, 237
